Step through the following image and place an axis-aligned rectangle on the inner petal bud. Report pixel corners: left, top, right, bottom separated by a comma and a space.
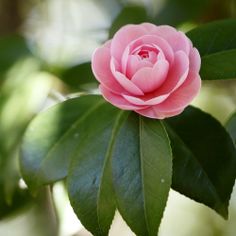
138, 50, 149, 59
133, 45, 159, 64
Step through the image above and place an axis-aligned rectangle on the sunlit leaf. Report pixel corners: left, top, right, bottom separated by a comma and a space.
21, 94, 172, 235
20, 96, 105, 191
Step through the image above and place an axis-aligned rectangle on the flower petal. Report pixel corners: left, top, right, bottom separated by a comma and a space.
100, 85, 147, 110
152, 70, 201, 112
122, 93, 169, 106
189, 47, 201, 72
126, 55, 153, 78
121, 46, 130, 74
140, 22, 160, 32
114, 71, 144, 96
111, 24, 146, 61
92, 46, 125, 94
110, 58, 144, 96
145, 25, 191, 55
129, 35, 174, 64
156, 51, 189, 96
131, 59, 169, 93
135, 106, 184, 119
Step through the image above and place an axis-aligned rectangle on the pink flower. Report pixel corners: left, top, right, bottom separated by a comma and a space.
92, 23, 201, 119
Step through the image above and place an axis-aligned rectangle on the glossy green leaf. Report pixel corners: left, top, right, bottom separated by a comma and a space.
21, 94, 173, 235
20, 95, 104, 191
68, 103, 126, 236
59, 62, 98, 91
187, 19, 236, 57
112, 113, 172, 236
226, 112, 236, 145
200, 49, 236, 80
109, 5, 149, 37
165, 106, 236, 218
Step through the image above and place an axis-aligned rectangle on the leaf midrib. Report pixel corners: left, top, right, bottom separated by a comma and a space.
96, 110, 128, 235
139, 117, 150, 236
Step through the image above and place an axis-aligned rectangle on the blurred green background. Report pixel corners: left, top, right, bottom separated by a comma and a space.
0, 0, 236, 235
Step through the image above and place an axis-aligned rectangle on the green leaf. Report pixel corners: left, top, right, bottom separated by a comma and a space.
226, 112, 236, 145
21, 94, 172, 235
59, 62, 98, 91
200, 49, 236, 80
109, 5, 149, 38
187, 19, 236, 57
154, 0, 210, 26
21, 95, 123, 234
0, 34, 31, 77
68, 103, 126, 236
165, 106, 236, 218
112, 113, 172, 236
188, 19, 236, 80
20, 95, 104, 191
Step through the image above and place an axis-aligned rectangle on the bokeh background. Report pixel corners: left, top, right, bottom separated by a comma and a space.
0, 0, 236, 235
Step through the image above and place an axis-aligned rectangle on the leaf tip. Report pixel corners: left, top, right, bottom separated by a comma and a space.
216, 203, 229, 220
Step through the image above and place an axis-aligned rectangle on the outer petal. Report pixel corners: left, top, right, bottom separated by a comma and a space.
134, 70, 201, 119
166, 31, 191, 55
135, 107, 184, 119
189, 47, 201, 72
99, 85, 147, 110
151, 70, 201, 112
156, 51, 189, 96
92, 46, 125, 94
110, 24, 147, 61
122, 94, 169, 106
144, 24, 191, 55
131, 59, 169, 93
140, 22, 160, 32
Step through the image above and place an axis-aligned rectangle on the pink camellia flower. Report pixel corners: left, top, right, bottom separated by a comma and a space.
92, 23, 201, 119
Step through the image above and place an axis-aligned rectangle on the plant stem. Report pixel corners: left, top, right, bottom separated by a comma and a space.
34, 186, 59, 236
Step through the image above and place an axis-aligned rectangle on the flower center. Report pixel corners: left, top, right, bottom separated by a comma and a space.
138, 50, 149, 59
132, 45, 160, 64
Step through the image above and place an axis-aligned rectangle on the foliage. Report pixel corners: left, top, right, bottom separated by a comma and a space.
1, 1, 236, 236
